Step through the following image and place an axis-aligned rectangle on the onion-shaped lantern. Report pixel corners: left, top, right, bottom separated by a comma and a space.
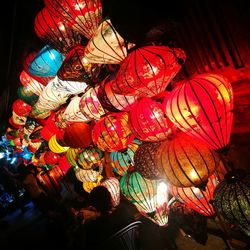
44, 0, 103, 40
66, 147, 81, 166
111, 45, 186, 97
75, 165, 103, 183
48, 134, 69, 153
101, 177, 120, 207
129, 97, 173, 142
164, 73, 234, 151
92, 112, 135, 152
63, 122, 92, 148
110, 139, 141, 176
213, 169, 250, 236
134, 141, 164, 180
120, 171, 170, 226
155, 133, 220, 188
34, 7, 82, 55
44, 150, 61, 165
12, 99, 32, 117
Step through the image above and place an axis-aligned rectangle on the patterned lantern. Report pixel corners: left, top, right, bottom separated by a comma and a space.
12, 111, 27, 126
164, 73, 234, 151
120, 171, 170, 226
12, 99, 32, 117
101, 177, 120, 207
155, 133, 220, 188
92, 112, 135, 152
129, 97, 173, 142
48, 134, 69, 153
213, 169, 250, 236
66, 147, 81, 166
17, 86, 39, 106
75, 165, 103, 183
111, 45, 186, 97
110, 139, 141, 176
134, 141, 164, 180
44, 150, 61, 165
77, 146, 103, 170
84, 19, 134, 64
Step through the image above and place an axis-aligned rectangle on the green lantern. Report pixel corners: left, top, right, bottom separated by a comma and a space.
17, 86, 39, 105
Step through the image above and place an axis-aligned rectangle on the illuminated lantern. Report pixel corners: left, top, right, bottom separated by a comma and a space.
92, 112, 135, 152
12, 111, 27, 126
8, 117, 22, 129
83, 180, 100, 193
58, 155, 71, 173
110, 139, 141, 176
66, 148, 81, 166
134, 141, 164, 180
48, 134, 69, 153
44, 0, 102, 39
129, 97, 173, 142
84, 19, 134, 64
164, 73, 234, 151
111, 45, 186, 97
79, 86, 106, 121
29, 125, 43, 142
63, 122, 92, 148
101, 177, 120, 207
213, 169, 250, 236
12, 99, 32, 117
17, 86, 39, 106
120, 171, 170, 226
28, 45, 65, 77
155, 133, 220, 188
75, 165, 103, 183
77, 146, 103, 170
34, 7, 82, 55
44, 151, 61, 165
29, 105, 51, 120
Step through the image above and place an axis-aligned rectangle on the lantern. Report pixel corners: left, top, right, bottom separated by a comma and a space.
44, 0, 103, 39
120, 171, 170, 226
84, 19, 134, 64
110, 139, 141, 176
164, 73, 234, 151
48, 134, 69, 153
17, 86, 39, 106
12, 99, 32, 117
66, 147, 81, 166
75, 165, 103, 183
44, 151, 61, 165
129, 97, 173, 142
213, 169, 250, 236
111, 45, 186, 97
58, 155, 71, 173
12, 111, 27, 126
155, 133, 220, 188
83, 180, 100, 193
92, 112, 135, 152
34, 7, 82, 55
101, 177, 120, 207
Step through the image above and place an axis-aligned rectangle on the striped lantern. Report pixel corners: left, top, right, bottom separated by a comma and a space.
101, 177, 120, 207
66, 147, 81, 166
164, 73, 234, 151
111, 45, 186, 97
48, 134, 69, 154
155, 133, 220, 188
75, 165, 103, 183
17, 86, 39, 106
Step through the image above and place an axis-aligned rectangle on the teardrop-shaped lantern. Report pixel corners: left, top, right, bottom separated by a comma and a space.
101, 177, 120, 207
75, 165, 103, 183
120, 171, 170, 226
164, 73, 234, 151
92, 112, 135, 152
44, 0, 102, 39
34, 7, 82, 55
156, 133, 220, 188
111, 46, 186, 97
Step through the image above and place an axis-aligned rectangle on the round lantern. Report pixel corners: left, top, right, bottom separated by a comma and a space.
44, 0, 103, 40
111, 45, 186, 97
12, 99, 32, 117
129, 97, 173, 142
34, 7, 82, 55
17, 86, 39, 106
120, 171, 170, 226
75, 165, 103, 183
44, 151, 60, 165
110, 139, 141, 176
77, 146, 104, 170
12, 111, 27, 126
164, 73, 234, 151
134, 141, 164, 180
156, 133, 220, 188
213, 169, 250, 236
63, 122, 92, 148
66, 148, 81, 166
92, 112, 135, 152
48, 134, 69, 154
101, 177, 120, 207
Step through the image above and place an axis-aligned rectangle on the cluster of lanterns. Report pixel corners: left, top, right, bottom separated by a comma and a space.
4, 0, 250, 235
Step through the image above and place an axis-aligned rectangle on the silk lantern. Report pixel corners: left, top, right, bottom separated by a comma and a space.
213, 169, 250, 236
66, 147, 81, 166
120, 171, 170, 226
44, 0, 102, 39
44, 151, 61, 165
58, 155, 71, 173
17, 86, 39, 106
12, 99, 32, 117
49, 134, 69, 153
129, 97, 173, 142
111, 45, 186, 97
75, 165, 103, 183
92, 112, 135, 152
101, 177, 120, 207
83, 180, 100, 193
12, 111, 27, 126
156, 133, 220, 188
164, 73, 234, 151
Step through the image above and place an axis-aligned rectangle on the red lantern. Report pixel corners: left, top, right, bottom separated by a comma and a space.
58, 155, 71, 174
63, 122, 92, 148
129, 97, 173, 142
92, 112, 135, 152
12, 99, 32, 117
44, 151, 61, 165
111, 45, 186, 98
164, 73, 234, 151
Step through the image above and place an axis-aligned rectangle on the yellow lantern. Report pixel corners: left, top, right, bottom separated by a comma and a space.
48, 134, 69, 154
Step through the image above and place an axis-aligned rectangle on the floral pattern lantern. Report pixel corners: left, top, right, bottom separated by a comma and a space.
164, 73, 234, 151
129, 97, 173, 142
101, 177, 120, 207
120, 171, 170, 226
155, 133, 220, 188
92, 112, 135, 152
111, 45, 186, 97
